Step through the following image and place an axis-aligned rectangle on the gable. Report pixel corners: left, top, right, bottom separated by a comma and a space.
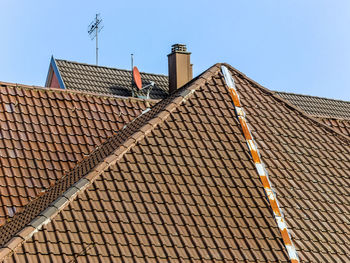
48, 68, 60, 89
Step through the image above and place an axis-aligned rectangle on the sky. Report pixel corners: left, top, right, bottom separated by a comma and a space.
1, 0, 350, 100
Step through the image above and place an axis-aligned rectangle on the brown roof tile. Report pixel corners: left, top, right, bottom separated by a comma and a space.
318, 117, 350, 137
275, 91, 350, 120
1, 63, 350, 262
55, 59, 169, 99
275, 91, 350, 137
0, 65, 290, 262
0, 82, 153, 224
231, 67, 350, 262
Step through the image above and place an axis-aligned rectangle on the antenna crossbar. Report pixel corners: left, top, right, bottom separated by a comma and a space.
88, 14, 103, 65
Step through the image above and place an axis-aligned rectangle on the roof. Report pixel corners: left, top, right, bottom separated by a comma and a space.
0, 81, 153, 224
275, 91, 350, 120
275, 91, 350, 138
318, 118, 350, 137
53, 59, 169, 99
1, 64, 350, 262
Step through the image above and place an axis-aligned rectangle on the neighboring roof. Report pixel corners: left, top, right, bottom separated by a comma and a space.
275, 91, 350, 120
0, 81, 153, 224
53, 59, 169, 99
1, 64, 350, 262
275, 91, 350, 137
318, 117, 350, 137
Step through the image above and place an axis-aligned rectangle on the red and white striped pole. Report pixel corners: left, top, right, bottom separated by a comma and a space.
221, 65, 299, 263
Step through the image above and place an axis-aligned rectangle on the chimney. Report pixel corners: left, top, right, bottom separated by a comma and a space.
168, 44, 193, 94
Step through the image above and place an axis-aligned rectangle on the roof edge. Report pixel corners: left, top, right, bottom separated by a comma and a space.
273, 91, 350, 121
55, 58, 169, 79
44, 55, 54, 87
0, 63, 221, 261
274, 90, 350, 105
0, 81, 159, 103
223, 63, 350, 144
51, 57, 66, 89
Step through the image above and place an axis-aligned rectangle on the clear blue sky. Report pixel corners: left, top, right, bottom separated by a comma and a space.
1, 0, 350, 100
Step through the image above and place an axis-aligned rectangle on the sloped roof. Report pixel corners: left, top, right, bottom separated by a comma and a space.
0, 81, 153, 224
0, 65, 290, 262
1, 64, 350, 262
54, 59, 169, 99
275, 91, 350, 119
318, 118, 350, 137
275, 91, 350, 138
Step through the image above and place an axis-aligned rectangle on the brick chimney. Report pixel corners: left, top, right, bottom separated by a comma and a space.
168, 44, 193, 94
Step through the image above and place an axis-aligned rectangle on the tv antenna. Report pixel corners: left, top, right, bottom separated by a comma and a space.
88, 14, 103, 65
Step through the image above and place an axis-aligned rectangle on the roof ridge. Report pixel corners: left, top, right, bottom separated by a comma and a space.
223, 63, 350, 144
55, 58, 169, 78
274, 90, 350, 104
221, 65, 299, 262
0, 64, 221, 261
0, 81, 159, 103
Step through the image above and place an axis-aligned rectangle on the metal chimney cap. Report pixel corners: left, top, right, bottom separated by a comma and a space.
171, 44, 188, 53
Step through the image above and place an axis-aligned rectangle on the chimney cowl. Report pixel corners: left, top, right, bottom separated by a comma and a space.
171, 44, 189, 53
168, 44, 193, 94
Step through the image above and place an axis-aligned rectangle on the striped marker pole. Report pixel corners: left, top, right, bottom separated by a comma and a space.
221, 66, 299, 263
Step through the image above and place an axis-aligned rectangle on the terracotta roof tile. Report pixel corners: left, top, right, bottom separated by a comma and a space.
274, 91, 350, 137
228, 67, 350, 262
317, 117, 350, 137
0, 64, 291, 262
0, 82, 153, 223
1, 63, 350, 262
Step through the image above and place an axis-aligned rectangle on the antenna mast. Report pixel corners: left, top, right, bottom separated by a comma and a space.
88, 14, 103, 65
131, 54, 134, 97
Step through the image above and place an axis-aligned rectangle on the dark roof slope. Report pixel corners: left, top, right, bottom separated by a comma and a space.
55, 59, 169, 99
1, 64, 350, 262
0, 81, 152, 224
275, 91, 350, 119
0, 65, 290, 262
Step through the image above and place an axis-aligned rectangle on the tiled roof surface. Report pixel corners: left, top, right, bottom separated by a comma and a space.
275, 91, 350, 138
237, 72, 350, 262
0, 81, 152, 224
275, 91, 350, 120
0, 65, 290, 262
56, 59, 169, 99
1, 64, 350, 262
319, 118, 350, 137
